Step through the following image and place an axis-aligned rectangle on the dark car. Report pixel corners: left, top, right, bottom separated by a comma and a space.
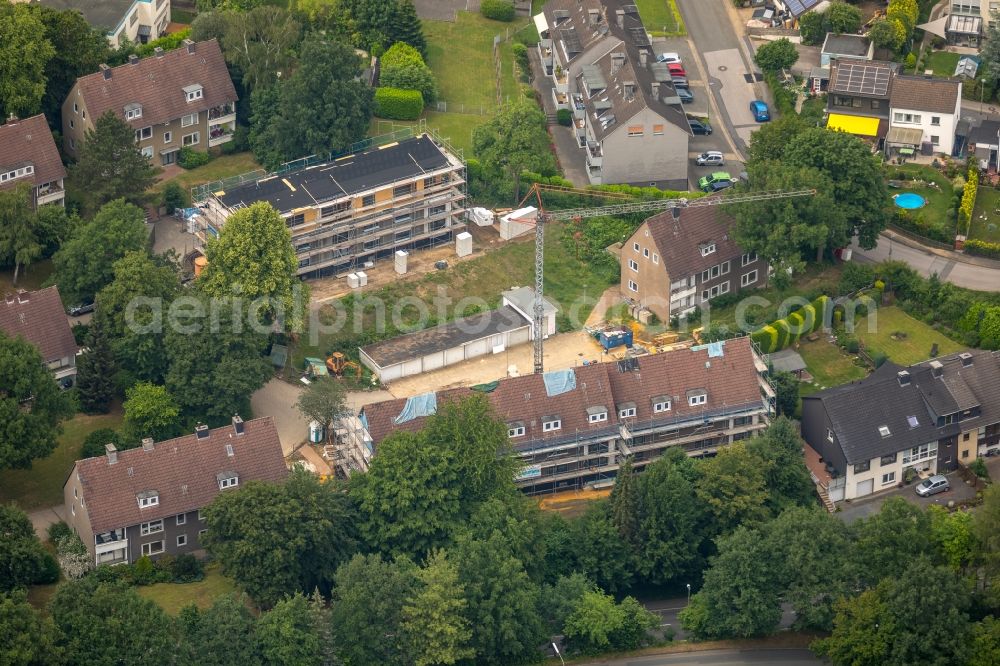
688, 118, 712, 135
706, 179, 735, 193
67, 302, 95, 316
676, 87, 694, 103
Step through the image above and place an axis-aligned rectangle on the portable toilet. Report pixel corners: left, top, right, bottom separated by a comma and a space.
456, 231, 473, 257
309, 420, 324, 443
356, 270, 368, 286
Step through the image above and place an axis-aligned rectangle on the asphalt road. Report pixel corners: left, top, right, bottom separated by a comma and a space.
850, 234, 1000, 291
643, 598, 796, 642
575, 648, 822, 665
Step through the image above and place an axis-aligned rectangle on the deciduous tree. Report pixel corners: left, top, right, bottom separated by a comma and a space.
747, 417, 816, 512
176, 595, 260, 666
473, 100, 558, 202
0, 185, 41, 286
695, 441, 771, 533
122, 382, 181, 443
0, 589, 60, 666
256, 593, 326, 666
401, 549, 474, 666
852, 497, 932, 587
754, 38, 798, 72
219, 6, 302, 91
0, 3, 54, 119
34, 5, 110, 124
379, 42, 437, 104
68, 112, 156, 213
0, 505, 59, 592
295, 378, 347, 444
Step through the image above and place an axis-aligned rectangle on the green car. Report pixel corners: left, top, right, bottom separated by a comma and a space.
698, 171, 733, 191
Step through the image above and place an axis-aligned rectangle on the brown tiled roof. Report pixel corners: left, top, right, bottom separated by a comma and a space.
361, 337, 765, 452
74, 40, 237, 129
73, 417, 287, 534
0, 114, 66, 191
890, 75, 961, 115
0, 286, 77, 363
639, 199, 748, 281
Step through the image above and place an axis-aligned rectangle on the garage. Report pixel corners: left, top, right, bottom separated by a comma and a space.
855, 478, 874, 498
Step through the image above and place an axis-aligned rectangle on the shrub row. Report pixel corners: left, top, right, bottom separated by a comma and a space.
964, 238, 1000, 259
481, 0, 515, 21
959, 165, 979, 229
374, 87, 424, 120
750, 295, 829, 354
763, 70, 795, 116
91, 553, 204, 586
178, 147, 210, 170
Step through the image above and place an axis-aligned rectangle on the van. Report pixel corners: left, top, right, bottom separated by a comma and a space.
750, 100, 770, 122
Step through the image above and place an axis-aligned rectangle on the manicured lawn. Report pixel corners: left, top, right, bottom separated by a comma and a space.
371, 110, 486, 156
151, 152, 263, 198
0, 410, 123, 511
635, 0, 683, 36
926, 51, 961, 77
797, 338, 867, 394
137, 564, 241, 615
886, 163, 958, 240
855, 305, 965, 366
969, 184, 1000, 243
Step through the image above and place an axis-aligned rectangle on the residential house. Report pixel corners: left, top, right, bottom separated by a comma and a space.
195, 133, 466, 279
0, 114, 66, 208
826, 60, 899, 146
945, 1, 986, 46
772, 0, 828, 25
620, 203, 768, 323
62, 39, 237, 166
355, 336, 774, 494
63, 417, 288, 565
820, 33, 874, 68
968, 119, 1000, 169
801, 350, 1000, 503
22, 0, 172, 48
534, 0, 617, 107
886, 75, 962, 158
0, 286, 78, 385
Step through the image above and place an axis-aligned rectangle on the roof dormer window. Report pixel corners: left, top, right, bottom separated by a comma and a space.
700, 243, 716, 257
618, 403, 636, 418
184, 84, 204, 102
217, 472, 239, 490
653, 396, 671, 413
878, 425, 891, 438
542, 417, 562, 432
507, 422, 525, 438
124, 103, 142, 120
587, 406, 608, 423
0, 165, 33, 183
137, 490, 159, 508
687, 390, 707, 406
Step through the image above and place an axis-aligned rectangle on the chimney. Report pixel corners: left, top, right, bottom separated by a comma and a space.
930, 360, 944, 378
105, 443, 117, 465
141, 437, 154, 451
154, 46, 164, 58
16, 290, 28, 304
184, 39, 196, 54
99, 64, 111, 80
128, 54, 139, 65
195, 423, 210, 439
616, 8, 624, 28
611, 52, 625, 75
232, 415, 244, 436
960, 352, 973, 367
639, 49, 648, 67
897, 370, 911, 386
651, 81, 660, 98
624, 81, 635, 100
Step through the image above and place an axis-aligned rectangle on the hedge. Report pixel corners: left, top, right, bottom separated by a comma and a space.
556, 109, 572, 126
178, 147, 210, 169
811, 295, 829, 331
481, 0, 515, 21
773, 319, 791, 351
965, 238, 1000, 259
959, 165, 978, 231
374, 87, 424, 120
752, 295, 831, 355
751, 324, 779, 353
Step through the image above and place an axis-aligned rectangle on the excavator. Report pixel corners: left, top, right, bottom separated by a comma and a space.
326, 352, 362, 380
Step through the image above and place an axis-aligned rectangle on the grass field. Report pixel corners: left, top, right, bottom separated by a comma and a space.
856, 305, 965, 366
798, 338, 867, 395
137, 564, 241, 615
926, 51, 961, 77
888, 163, 957, 240
970, 185, 1000, 244
152, 152, 263, 198
371, 110, 487, 156
0, 410, 123, 510
0, 259, 53, 296
635, 0, 684, 36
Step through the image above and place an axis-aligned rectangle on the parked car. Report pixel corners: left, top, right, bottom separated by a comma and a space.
671, 76, 689, 89
915, 474, 950, 497
706, 180, 735, 193
750, 99, 770, 122
688, 118, 712, 135
656, 52, 681, 64
695, 151, 725, 166
675, 87, 694, 103
667, 63, 687, 77
67, 302, 95, 316
698, 171, 734, 191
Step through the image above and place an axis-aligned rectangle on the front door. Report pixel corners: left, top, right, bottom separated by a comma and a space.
855, 478, 874, 498
162, 151, 176, 166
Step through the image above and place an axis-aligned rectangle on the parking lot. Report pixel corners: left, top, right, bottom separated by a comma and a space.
837, 469, 980, 524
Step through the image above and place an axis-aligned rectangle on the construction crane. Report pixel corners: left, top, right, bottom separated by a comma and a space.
518, 184, 817, 374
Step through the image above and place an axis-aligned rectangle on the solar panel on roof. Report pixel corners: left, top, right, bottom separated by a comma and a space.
836, 62, 890, 96
782, 0, 822, 15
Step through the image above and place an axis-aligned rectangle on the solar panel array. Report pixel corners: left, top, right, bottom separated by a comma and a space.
782, 0, 823, 16
834, 62, 890, 96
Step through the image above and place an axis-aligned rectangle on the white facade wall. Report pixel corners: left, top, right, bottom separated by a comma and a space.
842, 441, 940, 500
889, 93, 961, 153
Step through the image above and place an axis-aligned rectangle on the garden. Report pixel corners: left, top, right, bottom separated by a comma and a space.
969, 184, 1000, 245
634, 0, 685, 37
884, 162, 963, 244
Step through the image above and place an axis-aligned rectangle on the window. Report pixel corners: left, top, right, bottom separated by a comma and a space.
134, 126, 152, 141
288, 213, 305, 227
198, 509, 205, 521
142, 541, 164, 556
629, 259, 639, 272
176, 514, 186, 526
688, 393, 707, 406
633, 242, 640, 252
508, 425, 525, 438
741, 252, 757, 266
74, 487, 78, 499
893, 112, 921, 124
854, 461, 871, 474
138, 494, 159, 508
177, 534, 188, 547
186, 88, 203, 102
588, 412, 608, 423
878, 425, 891, 438
627, 125, 644, 136
931, 116, 941, 126
826, 428, 834, 443
141, 145, 153, 158
721, 260, 730, 275
70, 119, 75, 129
542, 419, 561, 432
141, 519, 164, 536
870, 99, 881, 110
719, 280, 730, 295
70, 138, 75, 149
619, 406, 636, 418
362, 194, 375, 207
643, 248, 649, 258
930, 135, 940, 145
125, 106, 142, 121
882, 471, 896, 485
880, 452, 897, 465
700, 243, 716, 257
130, 10, 138, 25
962, 449, 970, 459
73, 102, 78, 113
423, 175, 439, 188
652, 253, 658, 264
652, 124, 664, 135
163, 131, 172, 143
393, 183, 414, 197
0, 165, 34, 183
907, 415, 920, 429
653, 400, 671, 413
182, 132, 200, 146
219, 476, 239, 490
701, 269, 710, 283
627, 279, 638, 292
711, 265, 720, 279
902, 442, 938, 465
181, 113, 197, 127
741, 270, 758, 287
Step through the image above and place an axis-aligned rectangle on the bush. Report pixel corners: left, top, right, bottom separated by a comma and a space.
47, 521, 73, 545
557, 108, 572, 126
81, 428, 125, 459
763, 71, 795, 115
970, 457, 990, 480
838, 262, 875, 294
811, 295, 830, 331
786, 311, 806, 343
374, 87, 424, 120
71, 323, 89, 346
773, 319, 792, 350
131, 555, 156, 585
512, 42, 530, 81
56, 533, 92, 580
178, 147, 210, 169
751, 325, 778, 353
870, 348, 889, 368
162, 181, 188, 214
965, 238, 1000, 259
170, 553, 204, 582
36, 551, 61, 585
480, 0, 515, 21
958, 166, 979, 231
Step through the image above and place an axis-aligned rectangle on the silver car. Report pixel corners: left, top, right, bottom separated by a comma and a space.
915, 474, 950, 497
695, 151, 725, 166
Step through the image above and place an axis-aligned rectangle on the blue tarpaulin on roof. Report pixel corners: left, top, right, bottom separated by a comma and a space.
359, 411, 369, 430
707, 341, 725, 357
543, 369, 576, 397
395, 392, 437, 424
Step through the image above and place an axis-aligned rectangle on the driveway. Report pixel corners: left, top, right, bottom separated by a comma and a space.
28, 505, 66, 540
851, 231, 1000, 291
837, 469, 979, 524
529, 49, 588, 187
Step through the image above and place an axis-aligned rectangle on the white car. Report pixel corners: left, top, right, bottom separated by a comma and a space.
656, 52, 681, 64
695, 151, 725, 166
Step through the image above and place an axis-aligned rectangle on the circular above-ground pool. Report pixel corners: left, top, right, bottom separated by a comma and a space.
894, 192, 926, 210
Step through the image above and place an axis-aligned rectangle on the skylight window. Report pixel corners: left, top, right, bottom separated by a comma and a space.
878, 425, 891, 438
907, 415, 919, 429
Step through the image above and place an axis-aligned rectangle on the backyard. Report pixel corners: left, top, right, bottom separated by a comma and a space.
886, 163, 958, 243
635, 0, 684, 37
137, 564, 240, 614
969, 183, 1000, 244
925, 51, 960, 78
797, 337, 867, 396
151, 152, 262, 200
855, 305, 965, 366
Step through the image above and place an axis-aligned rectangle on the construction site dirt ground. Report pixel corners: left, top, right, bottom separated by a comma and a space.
537, 487, 612, 518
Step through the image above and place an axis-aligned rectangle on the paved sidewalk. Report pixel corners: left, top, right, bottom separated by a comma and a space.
883, 228, 1000, 269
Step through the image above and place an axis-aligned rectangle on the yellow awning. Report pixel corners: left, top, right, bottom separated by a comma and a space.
827, 113, 880, 137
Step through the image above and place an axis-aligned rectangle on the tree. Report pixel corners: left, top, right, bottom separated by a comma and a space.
0, 334, 74, 470
75, 321, 116, 414
122, 382, 181, 443
825, 1, 863, 34
885, 0, 919, 52
51, 198, 149, 306
68, 111, 156, 213
342, 0, 427, 56
754, 38, 798, 72
0, 590, 60, 666
566, 503, 636, 594
867, 18, 900, 50
928, 505, 975, 571
771, 370, 799, 417
747, 417, 816, 513
250, 38, 373, 168
695, 441, 771, 533
34, 4, 110, 124
80, 427, 125, 459
970, 617, 1000, 666
984, 14, 1000, 90
0, 3, 54, 119
256, 594, 325, 666
401, 549, 474, 666
609, 456, 641, 546
200, 201, 303, 330
798, 11, 826, 46
0, 505, 58, 592
218, 6, 302, 92
473, 99, 558, 202
164, 291, 272, 424
563, 590, 658, 655
974, 484, 1000, 605
203, 470, 358, 606
330, 554, 420, 666
853, 498, 932, 587
50, 579, 175, 664
0, 185, 41, 286
379, 42, 437, 104
176, 595, 260, 666
813, 588, 894, 666
542, 573, 595, 632
295, 378, 347, 444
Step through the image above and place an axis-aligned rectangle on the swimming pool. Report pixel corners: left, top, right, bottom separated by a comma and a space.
894, 192, 926, 210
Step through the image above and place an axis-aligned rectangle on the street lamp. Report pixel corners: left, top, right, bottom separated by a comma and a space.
552, 642, 565, 666
686, 583, 691, 604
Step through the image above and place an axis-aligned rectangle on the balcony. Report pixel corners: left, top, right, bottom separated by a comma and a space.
586, 141, 602, 167
670, 286, 696, 303
208, 103, 236, 122
209, 121, 235, 147
538, 39, 553, 69
36, 181, 65, 206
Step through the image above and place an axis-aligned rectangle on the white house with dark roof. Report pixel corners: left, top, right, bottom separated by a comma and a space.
20, 0, 172, 48
887, 75, 962, 156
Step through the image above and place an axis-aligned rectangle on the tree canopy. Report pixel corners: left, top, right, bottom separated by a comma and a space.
68, 111, 156, 214
754, 38, 798, 72
0, 3, 54, 120
473, 100, 558, 202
